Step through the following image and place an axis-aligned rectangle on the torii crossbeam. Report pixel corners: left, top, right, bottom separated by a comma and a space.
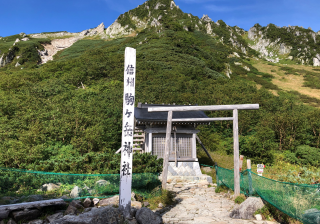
148, 104, 259, 197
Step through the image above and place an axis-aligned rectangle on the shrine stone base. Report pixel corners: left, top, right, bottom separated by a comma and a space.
168, 162, 202, 176
159, 161, 212, 184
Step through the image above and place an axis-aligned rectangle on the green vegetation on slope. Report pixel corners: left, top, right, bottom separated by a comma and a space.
0, 3, 319, 174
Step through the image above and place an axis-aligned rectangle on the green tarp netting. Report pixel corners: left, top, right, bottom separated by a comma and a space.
0, 167, 161, 205
215, 165, 320, 224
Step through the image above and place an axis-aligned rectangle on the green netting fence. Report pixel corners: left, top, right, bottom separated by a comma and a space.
214, 165, 320, 224
0, 167, 161, 205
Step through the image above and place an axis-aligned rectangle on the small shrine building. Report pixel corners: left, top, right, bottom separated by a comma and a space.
133, 102, 210, 177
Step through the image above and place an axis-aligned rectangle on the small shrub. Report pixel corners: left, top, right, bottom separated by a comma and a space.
285, 145, 320, 167
255, 206, 271, 219
257, 202, 302, 223
215, 185, 229, 193
234, 194, 246, 204
138, 189, 175, 210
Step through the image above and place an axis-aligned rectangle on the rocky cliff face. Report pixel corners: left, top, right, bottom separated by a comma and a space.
38, 37, 80, 64
3, 23, 106, 65
30, 23, 106, 39
0, 0, 255, 74
247, 24, 320, 66
4, 0, 320, 69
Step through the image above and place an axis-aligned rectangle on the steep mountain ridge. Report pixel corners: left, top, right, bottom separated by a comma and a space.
1, 0, 320, 69
0, 0, 254, 67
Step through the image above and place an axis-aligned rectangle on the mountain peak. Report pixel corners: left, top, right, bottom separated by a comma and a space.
201, 14, 212, 23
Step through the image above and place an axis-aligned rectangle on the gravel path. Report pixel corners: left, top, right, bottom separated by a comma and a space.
154, 182, 278, 224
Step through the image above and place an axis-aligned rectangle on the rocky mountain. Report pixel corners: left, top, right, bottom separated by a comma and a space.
1, 0, 320, 69
248, 23, 320, 66
0, 0, 255, 68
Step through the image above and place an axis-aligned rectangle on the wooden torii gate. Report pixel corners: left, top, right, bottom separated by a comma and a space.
148, 104, 259, 197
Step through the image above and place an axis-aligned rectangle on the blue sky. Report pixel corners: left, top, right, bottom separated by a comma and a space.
1, 0, 320, 37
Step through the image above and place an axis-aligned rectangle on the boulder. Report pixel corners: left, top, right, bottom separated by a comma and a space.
135, 207, 163, 224
12, 209, 41, 221
230, 197, 264, 219
46, 212, 64, 223
28, 219, 44, 224
83, 198, 92, 208
302, 208, 320, 224
70, 186, 81, 198
70, 200, 84, 209
255, 214, 263, 221
127, 218, 138, 224
60, 195, 70, 200
0, 210, 9, 219
42, 183, 60, 192
53, 206, 124, 224
95, 180, 110, 186
143, 201, 150, 207
99, 195, 119, 207
64, 205, 78, 215
131, 192, 136, 201
243, 66, 250, 71
92, 198, 99, 206
314, 58, 320, 66
84, 207, 92, 213
131, 201, 142, 209
21, 37, 29, 41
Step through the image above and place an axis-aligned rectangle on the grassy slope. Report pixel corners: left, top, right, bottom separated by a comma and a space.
250, 60, 320, 107
0, 10, 320, 178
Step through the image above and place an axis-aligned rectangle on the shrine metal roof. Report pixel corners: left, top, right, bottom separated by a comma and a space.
134, 103, 210, 125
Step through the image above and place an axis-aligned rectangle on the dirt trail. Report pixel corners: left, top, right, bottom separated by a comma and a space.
155, 181, 278, 224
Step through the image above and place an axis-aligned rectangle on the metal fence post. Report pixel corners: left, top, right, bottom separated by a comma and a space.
215, 162, 219, 186
247, 159, 253, 196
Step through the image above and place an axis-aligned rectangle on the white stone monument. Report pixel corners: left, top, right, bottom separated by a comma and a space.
119, 47, 136, 218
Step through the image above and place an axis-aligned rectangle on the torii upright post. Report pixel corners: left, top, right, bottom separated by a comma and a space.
119, 47, 136, 219
162, 111, 172, 189
233, 109, 240, 197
